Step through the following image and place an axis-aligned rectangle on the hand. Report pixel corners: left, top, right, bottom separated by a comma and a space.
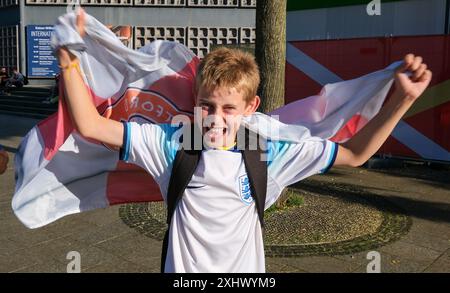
0, 150, 8, 175
393, 54, 433, 104
75, 7, 86, 38
56, 8, 86, 67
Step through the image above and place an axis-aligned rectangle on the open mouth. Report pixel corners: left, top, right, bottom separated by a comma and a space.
205, 126, 228, 141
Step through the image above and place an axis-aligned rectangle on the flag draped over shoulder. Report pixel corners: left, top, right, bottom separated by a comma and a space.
13, 12, 398, 229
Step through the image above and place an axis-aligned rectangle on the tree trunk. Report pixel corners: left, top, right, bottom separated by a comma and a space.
255, 0, 287, 113
255, 1, 289, 205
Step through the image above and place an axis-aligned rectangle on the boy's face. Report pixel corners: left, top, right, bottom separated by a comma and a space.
196, 86, 260, 149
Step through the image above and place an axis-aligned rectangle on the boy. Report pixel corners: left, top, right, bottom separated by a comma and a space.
56, 10, 431, 272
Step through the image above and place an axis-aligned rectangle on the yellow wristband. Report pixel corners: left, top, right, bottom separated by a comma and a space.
59, 61, 81, 80
59, 61, 79, 71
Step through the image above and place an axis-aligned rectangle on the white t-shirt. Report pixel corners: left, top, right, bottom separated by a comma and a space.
120, 120, 338, 273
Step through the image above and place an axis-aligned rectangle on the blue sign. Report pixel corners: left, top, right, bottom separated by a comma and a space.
26, 25, 59, 78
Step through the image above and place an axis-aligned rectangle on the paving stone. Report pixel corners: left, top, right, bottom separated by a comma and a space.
80, 206, 123, 227
334, 250, 377, 266
0, 249, 41, 273
351, 252, 432, 273
67, 221, 134, 246
0, 238, 24, 258
423, 249, 450, 273
266, 258, 307, 273
82, 256, 148, 273
409, 219, 450, 240
379, 241, 442, 264
6, 227, 65, 248
401, 228, 450, 253
272, 256, 360, 273
12, 259, 67, 273
24, 237, 117, 269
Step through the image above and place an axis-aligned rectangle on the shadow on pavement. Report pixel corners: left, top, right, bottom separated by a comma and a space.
292, 179, 450, 224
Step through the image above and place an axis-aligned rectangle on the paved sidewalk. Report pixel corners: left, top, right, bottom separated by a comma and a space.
0, 114, 449, 273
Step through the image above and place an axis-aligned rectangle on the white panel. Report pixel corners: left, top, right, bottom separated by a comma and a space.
287, 0, 447, 41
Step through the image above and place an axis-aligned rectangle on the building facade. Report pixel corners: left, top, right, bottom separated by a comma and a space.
1, 0, 449, 162
0, 0, 257, 82
285, 0, 450, 163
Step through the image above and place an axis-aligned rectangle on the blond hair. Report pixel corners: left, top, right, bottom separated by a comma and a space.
195, 47, 260, 103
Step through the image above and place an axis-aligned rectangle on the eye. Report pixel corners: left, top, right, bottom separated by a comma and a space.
223, 106, 236, 112
224, 109, 236, 115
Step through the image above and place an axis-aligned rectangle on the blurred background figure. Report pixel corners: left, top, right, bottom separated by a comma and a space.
0, 67, 8, 95
4, 68, 26, 94
0, 145, 9, 175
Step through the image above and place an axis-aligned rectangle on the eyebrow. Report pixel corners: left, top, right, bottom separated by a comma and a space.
198, 99, 237, 108
199, 99, 213, 105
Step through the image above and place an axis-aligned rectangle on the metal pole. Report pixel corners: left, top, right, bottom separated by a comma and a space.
445, 0, 450, 34
19, 0, 25, 76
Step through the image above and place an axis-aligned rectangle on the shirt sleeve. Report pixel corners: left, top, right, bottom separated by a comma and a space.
119, 121, 180, 185
267, 137, 338, 190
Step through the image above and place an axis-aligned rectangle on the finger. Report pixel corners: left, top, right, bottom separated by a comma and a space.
396, 54, 414, 74
419, 69, 432, 84
57, 46, 71, 59
56, 46, 76, 65
410, 56, 423, 72
412, 63, 427, 81
404, 53, 414, 64
57, 46, 68, 58
76, 8, 86, 37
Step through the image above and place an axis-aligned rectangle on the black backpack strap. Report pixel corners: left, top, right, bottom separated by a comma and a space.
160, 229, 171, 273
161, 141, 201, 272
166, 123, 203, 225
241, 128, 267, 228
165, 149, 201, 225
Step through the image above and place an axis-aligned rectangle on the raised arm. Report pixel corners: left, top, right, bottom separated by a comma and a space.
334, 54, 432, 167
57, 8, 124, 148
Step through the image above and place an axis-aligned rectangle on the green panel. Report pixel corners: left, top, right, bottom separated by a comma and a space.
287, 0, 408, 11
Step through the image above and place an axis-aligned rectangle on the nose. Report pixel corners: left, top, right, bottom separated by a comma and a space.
203, 108, 227, 129
207, 106, 225, 121
209, 114, 225, 128
208, 106, 223, 117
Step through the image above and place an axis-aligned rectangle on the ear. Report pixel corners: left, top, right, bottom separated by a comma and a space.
244, 96, 261, 115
